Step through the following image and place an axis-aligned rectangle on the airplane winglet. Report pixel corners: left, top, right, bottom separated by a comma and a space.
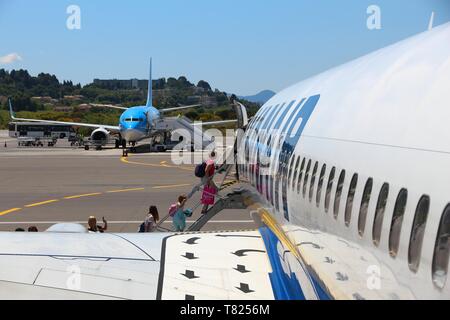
8, 99, 16, 119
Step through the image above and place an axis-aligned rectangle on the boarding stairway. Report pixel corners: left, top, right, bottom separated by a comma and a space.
154, 100, 249, 232
155, 160, 244, 232
154, 116, 214, 150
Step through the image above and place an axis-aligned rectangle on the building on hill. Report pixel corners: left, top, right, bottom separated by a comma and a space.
93, 79, 148, 90
31, 96, 58, 104
54, 106, 74, 112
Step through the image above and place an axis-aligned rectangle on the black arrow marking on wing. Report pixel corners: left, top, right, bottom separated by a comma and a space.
236, 283, 254, 293
182, 252, 198, 260
296, 242, 323, 250
181, 270, 199, 279
232, 249, 265, 257
184, 237, 201, 245
234, 264, 250, 273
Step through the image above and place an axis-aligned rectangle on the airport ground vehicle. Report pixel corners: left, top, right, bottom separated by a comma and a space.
17, 137, 58, 147
8, 122, 76, 140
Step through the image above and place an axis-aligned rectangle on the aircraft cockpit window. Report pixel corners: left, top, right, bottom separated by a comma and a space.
358, 178, 373, 237
432, 204, 450, 289
408, 195, 430, 273
334, 170, 346, 219
324, 167, 336, 213
309, 162, 319, 202
389, 189, 408, 258
373, 183, 389, 247
316, 164, 327, 208
302, 160, 312, 198
345, 174, 358, 227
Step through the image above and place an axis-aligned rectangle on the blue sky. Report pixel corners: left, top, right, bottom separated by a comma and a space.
0, 0, 449, 95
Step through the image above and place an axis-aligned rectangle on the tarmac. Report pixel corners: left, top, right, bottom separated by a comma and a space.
0, 131, 255, 233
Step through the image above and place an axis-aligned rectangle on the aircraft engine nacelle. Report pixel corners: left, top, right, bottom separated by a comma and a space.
90, 127, 110, 145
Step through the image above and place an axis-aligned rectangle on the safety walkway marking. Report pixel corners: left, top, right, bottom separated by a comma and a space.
120, 155, 193, 172
0, 182, 195, 218
0, 208, 22, 216
25, 200, 59, 208
64, 193, 103, 199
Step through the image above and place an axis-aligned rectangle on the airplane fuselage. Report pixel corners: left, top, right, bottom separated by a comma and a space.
118, 105, 161, 143
238, 22, 450, 299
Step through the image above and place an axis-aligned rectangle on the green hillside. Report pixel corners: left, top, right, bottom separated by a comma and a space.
0, 69, 261, 130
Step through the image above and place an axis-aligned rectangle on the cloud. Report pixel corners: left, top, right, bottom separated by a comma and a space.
0, 53, 22, 64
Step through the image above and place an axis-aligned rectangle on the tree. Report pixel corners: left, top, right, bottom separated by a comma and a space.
197, 80, 211, 91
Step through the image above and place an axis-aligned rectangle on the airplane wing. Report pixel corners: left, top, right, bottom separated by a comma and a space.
0, 217, 415, 300
9, 100, 120, 132
159, 104, 201, 113
0, 228, 275, 300
90, 103, 128, 111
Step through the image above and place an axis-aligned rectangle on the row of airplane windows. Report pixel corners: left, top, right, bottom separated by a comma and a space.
245, 103, 448, 289
283, 155, 449, 289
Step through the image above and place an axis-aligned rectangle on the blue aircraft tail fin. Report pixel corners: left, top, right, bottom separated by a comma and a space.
146, 58, 152, 108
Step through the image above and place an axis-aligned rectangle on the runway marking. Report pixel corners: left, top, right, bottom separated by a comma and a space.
152, 183, 191, 190
64, 193, 103, 199
121, 156, 193, 172
0, 208, 22, 216
106, 188, 146, 193
25, 200, 59, 208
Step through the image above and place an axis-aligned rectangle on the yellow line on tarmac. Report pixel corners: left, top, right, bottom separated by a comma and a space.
0, 208, 22, 216
106, 188, 145, 193
120, 156, 192, 172
64, 193, 103, 200
25, 200, 59, 208
152, 183, 191, 190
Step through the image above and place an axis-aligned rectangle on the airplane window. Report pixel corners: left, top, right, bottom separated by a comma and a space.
309, 162, 319, 202
302, 160, 312, 198
358, 178, 373, 237
324, 167, 336, 213
316, 164, 327, 208
334, 170, 346, 219
288, 156, 296, 186
292, 157, 301, 190
372, 183, 389, 247
345, 174, 358, 227
408, 195, 430, 273
297, 158, 306, 194
432, 204, 450, 289
125, 118, 132, 121
389, 189, 408, 258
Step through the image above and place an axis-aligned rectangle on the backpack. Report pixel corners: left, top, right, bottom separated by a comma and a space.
168, 203, 178, 217
184, 208, 193, 218
138, 222, 145, 233
195, 162, 207, 178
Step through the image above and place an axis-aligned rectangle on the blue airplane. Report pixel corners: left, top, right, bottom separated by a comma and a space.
9, 60, 236, 149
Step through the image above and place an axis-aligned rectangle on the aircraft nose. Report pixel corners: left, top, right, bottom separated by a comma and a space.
122, 129, 141, 142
